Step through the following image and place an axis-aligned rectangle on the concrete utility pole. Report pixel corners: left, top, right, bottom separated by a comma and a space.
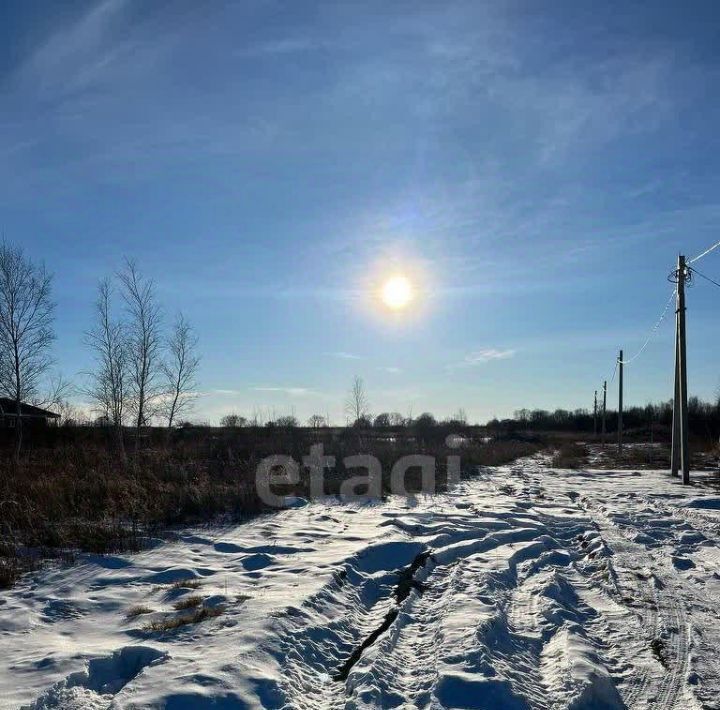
617, 350, 623, 456
593, 390, 598, 437
601, 381, 607, 445
671, 255, 690, 484
671, 315, 681, 477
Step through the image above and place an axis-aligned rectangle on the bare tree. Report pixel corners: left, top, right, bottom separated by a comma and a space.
345, 375, 369, 426
250, 406, 263, 427
308, 414, 326, 428
0, 244, 55, 461
85, 279, 127, 456
118, 259, 162, 433
275, 414, 298, 428
161, 313, 200, 428
32, 373, 74, 418
450, 408, 468, 426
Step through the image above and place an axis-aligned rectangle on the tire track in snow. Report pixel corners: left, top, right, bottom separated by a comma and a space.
355, 536, 555, 708
348, 547, 464, 707
272, 492, 555, 708
266, 458, 716, 709
499, 467, 633, 709
273, 468, 632, 709
589, 509, 690, 709
333, 548, 431, 682
514, 459, 680, 710
531, 462, 700, 710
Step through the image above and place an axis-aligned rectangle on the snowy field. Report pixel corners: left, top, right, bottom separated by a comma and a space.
2, 455, 720, 709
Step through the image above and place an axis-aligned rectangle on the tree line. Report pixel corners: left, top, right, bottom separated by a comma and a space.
491, 398, 720, 441
218, 377, 469, 431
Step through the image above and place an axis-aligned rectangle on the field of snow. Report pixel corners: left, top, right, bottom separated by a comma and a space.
2, 454, 720, 709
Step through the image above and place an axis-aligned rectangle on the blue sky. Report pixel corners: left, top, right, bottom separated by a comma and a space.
2, 0, 720, 424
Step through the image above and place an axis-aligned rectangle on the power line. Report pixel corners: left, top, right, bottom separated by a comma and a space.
608, 359, 618, 384
689, 265, 720, 290
689, 239, 720, 264
596, 359, 617, 397
618, 289, 675, 365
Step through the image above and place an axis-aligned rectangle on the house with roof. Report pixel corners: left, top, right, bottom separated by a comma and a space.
0, 398, 60, 427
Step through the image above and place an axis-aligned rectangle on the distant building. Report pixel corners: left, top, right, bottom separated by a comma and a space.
0, 398, 60, 427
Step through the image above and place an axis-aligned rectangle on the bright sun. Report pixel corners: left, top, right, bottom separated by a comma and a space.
381, 275, 413, 310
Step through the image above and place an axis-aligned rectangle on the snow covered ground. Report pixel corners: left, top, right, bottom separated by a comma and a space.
2, 455, 720, 709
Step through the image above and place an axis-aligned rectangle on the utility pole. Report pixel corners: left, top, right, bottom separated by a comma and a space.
593, 390, 598, 437
617, 350, 623, 456
671, 313, 681, 477
601, 381, 607, 445
671, 255, 690, 483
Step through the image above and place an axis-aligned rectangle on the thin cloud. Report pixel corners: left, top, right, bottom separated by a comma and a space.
379, 366, 402, 374
19, 0, 131, 97
450, 349, 516, 370
252, 387, 314, 397
465, 348, 516, 364
238, 37, 335, 58
325, 351, 362, 360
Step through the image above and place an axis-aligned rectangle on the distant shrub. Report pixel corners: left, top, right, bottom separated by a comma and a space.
220, 413, 246, 427
274, 415, 298, 428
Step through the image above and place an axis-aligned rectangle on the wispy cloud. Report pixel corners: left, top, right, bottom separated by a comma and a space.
465, 349, 516, 364
237, 37, 334, 58
252, 387, 314, 397
379, 366, 402, 374
18, 0, 132, 98
325, 351, 362, 360
450, 349, 516, 370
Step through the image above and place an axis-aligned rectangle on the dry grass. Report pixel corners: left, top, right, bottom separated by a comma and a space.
0, 558, 20, 590
173, 594, 202, 611
0, 428, 542, 588
551, 443, 588, 469
171, 578, 202, 590
126, 605, 154, 619
143, 605, 225, 633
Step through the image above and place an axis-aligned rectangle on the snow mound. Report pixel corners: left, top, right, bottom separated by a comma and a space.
29, 646, 168, 709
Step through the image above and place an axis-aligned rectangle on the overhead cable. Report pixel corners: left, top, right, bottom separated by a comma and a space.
618, 289, 676, 366
689, 265, 720, 290
689, 239, 720, 264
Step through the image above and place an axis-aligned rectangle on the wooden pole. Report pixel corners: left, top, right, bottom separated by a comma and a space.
617, 350, 623, 456
593, 390, 598, 437
677, 255, 690, 484
601, 381, 607, 445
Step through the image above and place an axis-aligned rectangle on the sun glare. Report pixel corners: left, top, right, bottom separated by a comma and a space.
381, 275, 413, 310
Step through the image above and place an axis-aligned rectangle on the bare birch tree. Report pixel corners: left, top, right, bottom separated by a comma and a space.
118, 259, 162, 433
345, 375, 369, 426
32, 373, 74, 418
85, 279, 127, 455
161, 313, 199, 428
0, 243, 55, 461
